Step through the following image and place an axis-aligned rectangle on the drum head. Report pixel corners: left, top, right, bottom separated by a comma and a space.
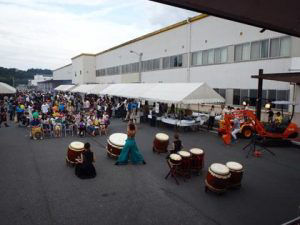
69, 141, 84, 151
189, 148, 204, 155
109, 133, 127, 146
226, 161, 243, 171
170, 153, 182, 161
155, 133, 169, 141
210, 163, 229, 175
178, 150, 191, 158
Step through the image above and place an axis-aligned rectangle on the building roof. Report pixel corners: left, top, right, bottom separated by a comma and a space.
52, 63, 72, 72
151, 0, 300, 38
53, 14, 208, 71
95, 14, 208, 56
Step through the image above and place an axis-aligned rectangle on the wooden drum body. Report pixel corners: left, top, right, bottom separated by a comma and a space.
189, 148, 204, 172
226, 161, 243, 188
205, 163, 230, 193
177, 150, 192, 176
66, 141, 84, 165
153, 133, 169, 153
32, 126, 42, 140
107, 133, 127, 159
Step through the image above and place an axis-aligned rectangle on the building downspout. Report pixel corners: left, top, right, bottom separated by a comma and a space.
186, 17, 191, 82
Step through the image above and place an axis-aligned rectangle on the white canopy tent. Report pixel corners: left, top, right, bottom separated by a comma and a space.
100, 83, 157, 99
54, 85, 75, 92
140, 83, 225, 104
0, 82, 16, 94
71, 84, 100, 94
88, 84, 111, 95
100, 82, 224, 104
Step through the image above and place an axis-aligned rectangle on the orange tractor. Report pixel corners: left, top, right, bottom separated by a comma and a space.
220, 110, 298, 145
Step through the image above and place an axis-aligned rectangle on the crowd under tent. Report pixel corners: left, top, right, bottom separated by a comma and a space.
54, 85, 75, 92
0, 82, 16, 94
70, 84, 100, 94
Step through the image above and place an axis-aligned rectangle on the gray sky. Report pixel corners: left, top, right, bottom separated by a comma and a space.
0, 0, 198, 70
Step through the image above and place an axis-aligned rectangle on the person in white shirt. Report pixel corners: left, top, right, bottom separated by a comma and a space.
231, 117, 241, 143
207, 105, 216, 130
41, 102, 49, 115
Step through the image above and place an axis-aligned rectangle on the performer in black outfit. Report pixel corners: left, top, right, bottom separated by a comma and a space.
166, 133, 183, 159
75, 142, 96, 179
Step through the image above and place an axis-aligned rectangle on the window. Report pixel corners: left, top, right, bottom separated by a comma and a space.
251, 41, 260, 60
214, 48, 221, 64
234, 45, 243, 61
220, 47, 228, 63
214, 88, 226, 99
280, 36, 291, 57
153, 58, 160, 70
202, 50, 209, 65
240, 89, 248, 104
163, 57, 170, 69
234, 43, 250, 61
170, 55, 183, 68
261, 40, 269, 58
233, 89, 240, 105
242, 43, 250, 60
208, 49, 214, 64
276, 90, 289, 109
270, 38, 280, 57
191, 51, 202, 66
249, 89, 257, 106
131, 62, 139, 73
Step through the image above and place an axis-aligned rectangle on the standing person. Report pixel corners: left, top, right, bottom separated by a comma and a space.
207, 105, 216, 130
0, 108, 9, 127
268, 108, 274, 123
41, 102, 49, 115
115, 120, 146, 165
231, 117, 241, 144
75, 142, 96, 179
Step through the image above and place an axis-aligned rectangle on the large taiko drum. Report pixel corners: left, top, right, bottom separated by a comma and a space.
205, 163, 231, 193
189, 148, 204, 173
177, 150, 192, 175
226, 161, 243, 188
169, 153, 182, 165
107, 133, 127, 159
153, 133, 169, 153
66, 141, 85, 165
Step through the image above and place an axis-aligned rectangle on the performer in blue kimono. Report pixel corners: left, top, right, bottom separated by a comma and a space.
115, 120, 146, 165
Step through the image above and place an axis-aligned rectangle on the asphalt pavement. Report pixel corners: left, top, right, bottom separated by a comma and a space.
0, 119, 299, 225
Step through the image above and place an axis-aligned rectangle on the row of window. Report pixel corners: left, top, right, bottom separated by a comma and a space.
96, 36, 291, 76
234, 36, 290, 62
192, 47, 228, 66
233, 89, 289, 109
96, 54, 184, 76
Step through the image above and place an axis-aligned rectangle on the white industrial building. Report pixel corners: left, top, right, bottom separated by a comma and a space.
53, 14, 300, 108
28, 74, 53, 87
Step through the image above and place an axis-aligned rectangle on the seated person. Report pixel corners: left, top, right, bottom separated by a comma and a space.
78, 119, 86, 137
86, 117, 96, 136
75, 142, 96, 179
52, 117, 62, 137
274, 112, 283, 125
99, 116, 107, 135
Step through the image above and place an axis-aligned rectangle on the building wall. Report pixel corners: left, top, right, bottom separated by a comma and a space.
53, 64, 72, 81
72, 55, 96, 84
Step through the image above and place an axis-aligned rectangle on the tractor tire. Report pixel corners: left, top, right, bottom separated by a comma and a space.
242, 127, 253, 139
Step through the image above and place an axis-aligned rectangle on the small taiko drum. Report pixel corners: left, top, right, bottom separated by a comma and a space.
153, 133, 169, 153
205, 163, 231, 193
107, 133, 127, 159
177, 150, 192, 174
66, 141, 84, 165
226, 161, 243, 188
32, 126, 42, 140
169, 153, 182, 165
189, 148, 204, 172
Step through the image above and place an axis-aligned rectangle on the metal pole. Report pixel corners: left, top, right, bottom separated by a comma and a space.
256, 69, 263, 120
138, 53, 143, 83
